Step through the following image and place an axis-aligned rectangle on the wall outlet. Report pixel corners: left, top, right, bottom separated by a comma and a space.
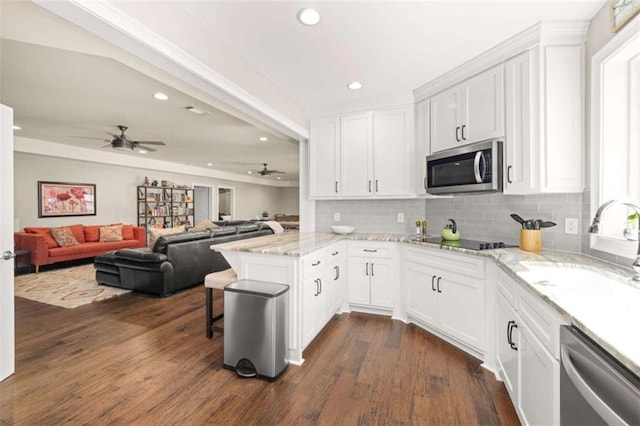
397, 213, 405, 223
334, 212, 340, 222
565, 218, 579, 234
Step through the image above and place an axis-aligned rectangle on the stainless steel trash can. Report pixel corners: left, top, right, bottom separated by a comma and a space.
223, 279, 289, 381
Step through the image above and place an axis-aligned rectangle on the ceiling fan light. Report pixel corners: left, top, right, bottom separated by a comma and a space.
259, 136, 268, 142
112, 139, 131, 150
347, 81, 363, 90
138, 149, 148, 154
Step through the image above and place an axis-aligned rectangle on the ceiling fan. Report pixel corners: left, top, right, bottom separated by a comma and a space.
104, 125, 166, 152
249, 163, 285, 176
76, 125, 166, 152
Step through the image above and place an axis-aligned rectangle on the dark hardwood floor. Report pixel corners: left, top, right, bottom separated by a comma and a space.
1, 286, 519, 425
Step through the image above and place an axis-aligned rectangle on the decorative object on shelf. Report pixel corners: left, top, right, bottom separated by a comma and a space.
143, 176, 150, 186
151, 180, 158, 187
611, 0, 640, 32
37, 181, 96, 218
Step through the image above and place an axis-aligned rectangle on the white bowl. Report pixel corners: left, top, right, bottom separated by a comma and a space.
331, 225, 355, 234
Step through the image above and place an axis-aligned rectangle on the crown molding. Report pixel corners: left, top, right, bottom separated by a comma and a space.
14, 137, 298, 188
413, 21, 589, 102
307, 93, 415, 120
33, 0, 309, 141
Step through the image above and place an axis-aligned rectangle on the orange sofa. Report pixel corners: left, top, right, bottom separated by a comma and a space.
14, 224, 146, 272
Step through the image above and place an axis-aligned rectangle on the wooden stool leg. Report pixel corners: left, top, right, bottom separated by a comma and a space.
206, 287, 213, 339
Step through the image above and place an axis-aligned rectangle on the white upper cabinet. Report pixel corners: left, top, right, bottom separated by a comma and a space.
309, 117, 340, 198
373, 106, 413, 197
340, 112, 373, 197
430, 65, 504, 154
415, 99, 430, 196
309, 105, 413, 200
504, 46, 584, 194
462, 65, 504, 144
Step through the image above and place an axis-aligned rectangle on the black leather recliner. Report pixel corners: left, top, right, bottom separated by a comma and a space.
94, 223, 273, 297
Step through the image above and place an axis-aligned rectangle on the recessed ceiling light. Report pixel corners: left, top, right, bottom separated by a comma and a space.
276, 176, 281, 180
347, 81, 363, 90
248, 171, 253, 175
138, 149, 148, 154
297, 8, 320, 26
13, 125, 21, 130
207, 163, 213, 167
153, 92, 168, 101
185, 106, 206, 115
259, 136, 268, 142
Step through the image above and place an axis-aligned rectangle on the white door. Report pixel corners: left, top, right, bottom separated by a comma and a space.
368, 258, 393, 308
0, 104, 15, 382
347, 257, 370, 305
496, 292, 519, 401
405, 261, 437, 325
372, 107, 412, 197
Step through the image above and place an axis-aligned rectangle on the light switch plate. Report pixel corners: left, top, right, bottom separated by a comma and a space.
334, 212, 340, 222
397, 213, 405, 223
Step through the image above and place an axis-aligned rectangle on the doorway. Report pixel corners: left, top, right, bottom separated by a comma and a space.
217, 187, 234, 221
193, 185, 213, 224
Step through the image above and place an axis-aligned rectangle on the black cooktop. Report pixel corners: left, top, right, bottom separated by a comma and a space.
422, 237, 516, 251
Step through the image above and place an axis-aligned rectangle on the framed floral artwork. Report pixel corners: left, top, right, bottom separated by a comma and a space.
38, 181, 96, 218
611, 0, 640, 32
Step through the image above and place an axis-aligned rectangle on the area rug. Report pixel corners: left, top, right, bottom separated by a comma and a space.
14, 264, 131, 309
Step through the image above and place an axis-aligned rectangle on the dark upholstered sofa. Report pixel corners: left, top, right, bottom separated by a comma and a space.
94, 222, 273, 297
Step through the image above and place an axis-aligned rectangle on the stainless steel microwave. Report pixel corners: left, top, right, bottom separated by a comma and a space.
425, 139, 503, 195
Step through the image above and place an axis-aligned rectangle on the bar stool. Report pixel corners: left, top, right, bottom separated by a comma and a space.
205, 268, 237, 338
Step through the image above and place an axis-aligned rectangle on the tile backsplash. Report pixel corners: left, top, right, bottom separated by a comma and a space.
316, 192, 585, 252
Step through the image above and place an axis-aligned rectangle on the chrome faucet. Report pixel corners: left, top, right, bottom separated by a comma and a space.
589, 199, 640, 281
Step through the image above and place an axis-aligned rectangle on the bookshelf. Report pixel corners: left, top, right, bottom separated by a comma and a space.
137, 186, 194, 231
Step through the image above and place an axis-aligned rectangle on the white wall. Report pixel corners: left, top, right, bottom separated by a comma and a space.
277, 187, 300, 216
14, 152, 295, 229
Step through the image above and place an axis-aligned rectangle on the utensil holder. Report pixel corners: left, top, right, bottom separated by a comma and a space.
520, 229, 542, 252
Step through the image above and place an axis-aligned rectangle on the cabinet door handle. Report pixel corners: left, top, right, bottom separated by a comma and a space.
424, 176, 428, 191
507, 165, 513, 184
312, 260, 321, 266
332, 251, 339, 256
368, 180, 372, 192
461, 124, 466, 140
456, 126, 461, 142
335, 181, 339, 193
335, 265, 340, 280
436, 276, 442, 293
318, 278, 322, 295
366, 262, 369, 276
431, 275, 436, 291
371, 263, 374, 277
508, 321, 518, 351
364, 249, 377, 253
375, 180, 379, 192
507, 320, 514, 345
314, 279, 319, 297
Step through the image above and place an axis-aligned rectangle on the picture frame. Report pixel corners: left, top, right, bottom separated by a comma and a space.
38, 181, 96, 218
611, 0, 640, 32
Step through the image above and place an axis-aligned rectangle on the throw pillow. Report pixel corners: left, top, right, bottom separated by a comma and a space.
190, 219, 218, 232
99, 225, 123, 242
51, 227, 79, 247
148, 225, 185, 248
122, 224, 135, 240
68, 224, 86, 244
84, 225, 101, 242
24, 227, 59, 249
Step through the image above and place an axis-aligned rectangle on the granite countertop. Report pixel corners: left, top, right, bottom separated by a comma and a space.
213, 231, 640, 376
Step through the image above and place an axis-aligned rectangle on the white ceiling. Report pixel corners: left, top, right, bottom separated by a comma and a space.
1, 0, 605, 184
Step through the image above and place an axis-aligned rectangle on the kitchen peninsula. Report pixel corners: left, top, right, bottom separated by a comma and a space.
213, 231, 640, 379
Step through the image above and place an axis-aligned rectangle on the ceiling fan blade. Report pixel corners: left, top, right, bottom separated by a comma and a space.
101, 143, 112, 148
133, 141, 165, 145
271, 170, 285, 174
137, 145, 157, 152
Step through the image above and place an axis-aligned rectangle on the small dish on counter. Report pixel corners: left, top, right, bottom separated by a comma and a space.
331, 225, 355, 234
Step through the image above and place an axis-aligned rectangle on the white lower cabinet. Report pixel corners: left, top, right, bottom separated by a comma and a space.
404, 246, 485, 353
347, 242, 397, 311
495, 269, 564, 425
327, 243, 347, 313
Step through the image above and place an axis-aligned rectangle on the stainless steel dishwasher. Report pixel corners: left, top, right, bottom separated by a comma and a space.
560, 326, 640, 425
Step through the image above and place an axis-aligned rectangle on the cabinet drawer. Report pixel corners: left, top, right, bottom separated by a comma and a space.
302, 249, 327, 278
404, 246, 485, 279
348, 242, 396, 258
496, 268, 519, 307
327, 242, 345, 261
518, 287, 567, 359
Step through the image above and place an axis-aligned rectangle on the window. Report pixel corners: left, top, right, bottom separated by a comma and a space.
591, 19, 640, 259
